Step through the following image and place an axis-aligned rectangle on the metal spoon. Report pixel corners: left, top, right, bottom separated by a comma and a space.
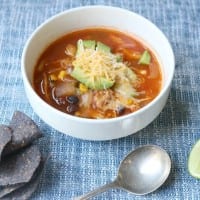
74, 145, 171, 200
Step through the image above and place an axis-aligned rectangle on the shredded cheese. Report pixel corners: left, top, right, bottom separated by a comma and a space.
72, 48, 136, 84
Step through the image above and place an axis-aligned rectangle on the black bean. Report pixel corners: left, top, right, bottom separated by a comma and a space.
66, 104, 78, 114
66, 95, 79, 104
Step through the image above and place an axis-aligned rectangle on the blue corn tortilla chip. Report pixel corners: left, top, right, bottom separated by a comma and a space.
0, 125, 12, 161
3, 111, 42, 155
0, 157, 47, 200
0, 145, 41, 186
0, 183, 25, 198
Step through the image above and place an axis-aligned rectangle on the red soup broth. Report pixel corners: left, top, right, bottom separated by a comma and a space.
33, 28, 162, 119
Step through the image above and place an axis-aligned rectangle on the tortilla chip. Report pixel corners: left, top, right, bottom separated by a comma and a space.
0, 158, 47, 200
0, 125, 12, 161
0, 183, 25, 198
3, 111, 42, 155
0, 145, 41, 186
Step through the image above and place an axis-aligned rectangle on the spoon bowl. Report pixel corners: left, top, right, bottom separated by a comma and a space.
117, 145, 171, 195
74, 145, 171, 199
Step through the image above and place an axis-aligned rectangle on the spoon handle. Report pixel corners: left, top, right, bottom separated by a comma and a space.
73, 180, 118, 200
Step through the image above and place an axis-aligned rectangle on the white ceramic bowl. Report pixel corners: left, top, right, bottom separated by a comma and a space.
21, 6, 175, 140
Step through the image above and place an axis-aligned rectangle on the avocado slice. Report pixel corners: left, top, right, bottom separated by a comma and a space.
96, 41, 111, 53
71, 66, 114, 90
138, 50, 151, 65
125, 67, 137, 82
72, 40, 115, 90
76, 40, 96, 56
114, 67, 138, 98
76, 40, 110, 55
83, 40, 96, 49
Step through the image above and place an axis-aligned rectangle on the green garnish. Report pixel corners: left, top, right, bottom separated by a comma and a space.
138, 50, 151, 65
188, 139, 200, 179
96, 41, 111, 53
82, 40, 96, 49
71, 39, 137, 90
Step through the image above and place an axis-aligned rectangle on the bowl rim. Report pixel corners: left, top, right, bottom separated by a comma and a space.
21, 5, 175, 124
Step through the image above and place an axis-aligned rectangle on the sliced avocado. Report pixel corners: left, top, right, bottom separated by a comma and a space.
71, 66, 88, 83
115, 53, 123, 62
72, 40, 115, 90
125, 67, 137, 82
138, 50, 151, 65
76, 40, 111, 55
71, 66, 114, 90
93, 77, 114, 90
76, 40, 96, 56
83, 40, 96, 49
76, 39, 84, 56
96, 41, 111, 53
114, 67, 137, 97
114, 81, 137, 98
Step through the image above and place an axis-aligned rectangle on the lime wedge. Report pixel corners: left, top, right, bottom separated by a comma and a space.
188, 139, 200, 179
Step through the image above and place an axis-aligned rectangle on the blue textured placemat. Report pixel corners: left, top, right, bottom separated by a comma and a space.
0, 0, 200, 199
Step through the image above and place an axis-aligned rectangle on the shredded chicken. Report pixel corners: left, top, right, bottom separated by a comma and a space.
90, 89, 139, 114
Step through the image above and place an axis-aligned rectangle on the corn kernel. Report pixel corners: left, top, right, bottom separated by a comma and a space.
127, 98, 133, 105
140, 70, 147, 75
49, 74, 57, 81
75, 111, 81, 116
58, 70, 67, 80
79, 83, 88, 93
